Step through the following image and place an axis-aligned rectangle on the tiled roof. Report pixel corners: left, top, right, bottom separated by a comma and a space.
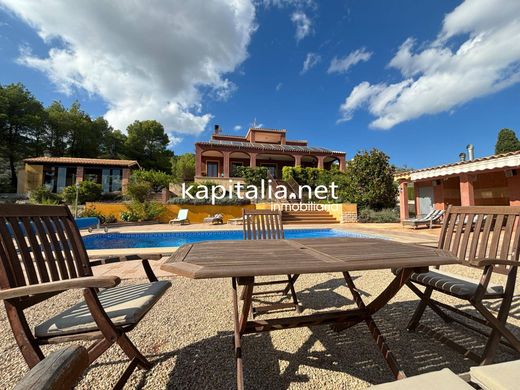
24, 157, 140, 168
412, 150, 520, 173
408, 150, 520, 181
197, 140, 344, 155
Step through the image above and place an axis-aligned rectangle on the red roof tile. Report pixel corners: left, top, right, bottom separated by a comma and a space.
24, 157, 140, 168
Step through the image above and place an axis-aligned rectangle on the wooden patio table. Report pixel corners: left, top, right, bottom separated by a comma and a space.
161, 237, 458, 389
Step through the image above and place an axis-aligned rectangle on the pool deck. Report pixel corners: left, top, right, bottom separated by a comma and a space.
87, 222, 440, 279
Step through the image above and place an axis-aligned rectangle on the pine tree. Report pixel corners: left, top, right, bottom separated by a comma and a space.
495, 128, 520, 154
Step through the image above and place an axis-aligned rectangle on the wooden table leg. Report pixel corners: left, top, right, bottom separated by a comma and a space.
233, 269, 414, 385
232, 277, 254, 390
342, 271, 406, 379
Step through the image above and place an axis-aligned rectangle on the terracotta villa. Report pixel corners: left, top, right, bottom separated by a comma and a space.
195, 125, 346, 181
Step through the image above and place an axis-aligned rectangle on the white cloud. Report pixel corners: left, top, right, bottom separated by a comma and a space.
1, 0, 256, 139
338, 82, 379, 122
291, 11, 312, 41
257, 0, 315, 43
338, 0, 520, 129
276, 82, 283, 91
328, 48, 372, 74
300, 52, 321, 74
233, 125, 242, 131
169, 135, 183, 147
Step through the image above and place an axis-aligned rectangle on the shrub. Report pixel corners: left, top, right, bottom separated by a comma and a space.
61, 186, 78, 204
80, 207, 106, 223
283, 166, 338, 188
131, 169, 172, 192
126, 181, 152, 203
80, 208, 117, 224
120, 210, 139, 222
29, 186, 61, 205
358, 208, 400, 223
122, 200, 165, 221
62, 181, 103, 205
104, 214, 117, 224
235, 167, 268, 187
143, 201, 165, 220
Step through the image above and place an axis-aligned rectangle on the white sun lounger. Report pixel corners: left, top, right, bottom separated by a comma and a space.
402, 209, 445, 229
169, 209, 190, 225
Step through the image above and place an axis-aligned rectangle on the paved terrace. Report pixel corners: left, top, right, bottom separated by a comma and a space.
1, 223, 517, 389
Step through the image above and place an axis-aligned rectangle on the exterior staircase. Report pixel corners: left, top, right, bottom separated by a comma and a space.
275, 180, 300, 203
282, 210, 339, 224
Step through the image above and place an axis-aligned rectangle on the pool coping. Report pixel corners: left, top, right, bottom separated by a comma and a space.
88, 246, 179, 257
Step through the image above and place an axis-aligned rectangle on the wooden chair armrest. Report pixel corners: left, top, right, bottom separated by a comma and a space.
14, 346, 88, 390
0, 275, 121, 301
88, 253, 164, 267
474, 258, 520, 267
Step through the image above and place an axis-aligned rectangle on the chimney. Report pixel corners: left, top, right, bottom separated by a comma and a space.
467, 144, 474, 160
459, 152, 466, 162
214, 124, 220, 134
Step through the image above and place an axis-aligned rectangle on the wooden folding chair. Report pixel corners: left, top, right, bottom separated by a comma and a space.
404, 205, 520, 364
0, 204, 171, 389
242, 209, 300, 316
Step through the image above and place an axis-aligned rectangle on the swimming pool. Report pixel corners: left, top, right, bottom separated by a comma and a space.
83, 229, 376, 250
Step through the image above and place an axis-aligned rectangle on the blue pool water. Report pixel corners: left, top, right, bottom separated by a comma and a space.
83, 229, 375, 250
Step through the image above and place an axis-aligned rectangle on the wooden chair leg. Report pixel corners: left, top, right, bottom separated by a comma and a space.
480, 298, 513, 364
4, 302, 45, 368
407, 285, 434, 331
117, 334, 152, 370
113, 358, 140, 390
87, 338, 113, 364
481, 269, 518, 365
406, 282, 454, 325
142, 259, 158, 282
286, 274, 301, 313
246, 274, 300, 316
474, 301, 520, 359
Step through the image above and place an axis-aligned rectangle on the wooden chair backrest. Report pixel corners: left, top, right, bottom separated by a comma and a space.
438, 205, 520, 274
242, 209, 284, 240
0, 204, 92, 304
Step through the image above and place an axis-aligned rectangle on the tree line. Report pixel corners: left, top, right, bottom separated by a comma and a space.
0, 83, 176, 191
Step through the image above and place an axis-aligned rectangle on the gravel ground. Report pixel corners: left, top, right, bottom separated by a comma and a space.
1, 264, 519, 389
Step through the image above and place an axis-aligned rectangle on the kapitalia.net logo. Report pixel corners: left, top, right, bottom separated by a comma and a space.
181, 179, 340, 208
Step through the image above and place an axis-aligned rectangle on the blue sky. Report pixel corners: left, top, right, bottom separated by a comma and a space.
1, 0, 519, 170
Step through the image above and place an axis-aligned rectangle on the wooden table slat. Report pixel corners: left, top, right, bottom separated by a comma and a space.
162, 238, 458, 279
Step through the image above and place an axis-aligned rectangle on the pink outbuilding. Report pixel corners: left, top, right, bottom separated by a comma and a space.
397, 150, 520, 220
